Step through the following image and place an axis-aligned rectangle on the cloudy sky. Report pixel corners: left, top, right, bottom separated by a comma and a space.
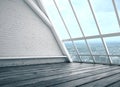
42, 0, 120, 40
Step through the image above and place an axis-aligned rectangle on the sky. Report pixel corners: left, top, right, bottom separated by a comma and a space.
41, 0, 120, 40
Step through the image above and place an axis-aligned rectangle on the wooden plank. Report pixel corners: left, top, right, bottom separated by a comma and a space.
77, 73, 120, 87
46, 69, 120, 87
107, 80, 120, 87
0, 63, 70, 74
0, 63, 64, 72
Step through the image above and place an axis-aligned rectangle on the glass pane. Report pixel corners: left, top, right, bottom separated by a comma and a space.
71, 55, 80, 62
115, 0, 120, 17
64, 41, 80, 62
94, 56, 109, 64
91, 0, 120, 34
111, 56, 120, 65
74, 40, 90, 55
104, 36, 120, 55
64, 41, 77, 56
80, 56, 93, 63
42, 0, 70, 40
71, 0, 99, 36
87, 38, 106, 55
55, 0, 83, 38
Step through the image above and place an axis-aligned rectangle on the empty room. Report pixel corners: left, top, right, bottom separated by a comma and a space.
0, 0, 120, 87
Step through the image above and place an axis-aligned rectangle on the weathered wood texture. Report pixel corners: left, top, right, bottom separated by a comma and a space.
0, 63, 120, 87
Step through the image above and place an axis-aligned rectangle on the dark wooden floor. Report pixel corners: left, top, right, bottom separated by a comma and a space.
0, 63, 120, 87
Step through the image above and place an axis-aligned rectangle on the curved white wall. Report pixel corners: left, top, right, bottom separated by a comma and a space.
0, 0, 63, 58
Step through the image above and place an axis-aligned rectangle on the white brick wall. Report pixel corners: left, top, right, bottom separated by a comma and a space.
0, 0, 63, 58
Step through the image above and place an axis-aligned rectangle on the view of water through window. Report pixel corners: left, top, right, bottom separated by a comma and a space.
64, 39, 120, 64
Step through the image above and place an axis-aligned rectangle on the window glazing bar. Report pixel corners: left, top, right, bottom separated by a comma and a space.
72, 54, 120, 56
88, 0, 112, 64
112, 0, 120, 29
68, 0, 96, 63
53, 0, 82, 62
63, 32, 120, 41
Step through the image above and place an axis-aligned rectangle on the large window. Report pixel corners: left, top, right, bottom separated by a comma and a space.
42, 0, 120, 65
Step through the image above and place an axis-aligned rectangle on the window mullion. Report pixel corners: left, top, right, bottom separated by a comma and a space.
53, 0, 82, 62
88, 0, 112, 64
68, 0, 96, 63
112, 0, 120, 29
